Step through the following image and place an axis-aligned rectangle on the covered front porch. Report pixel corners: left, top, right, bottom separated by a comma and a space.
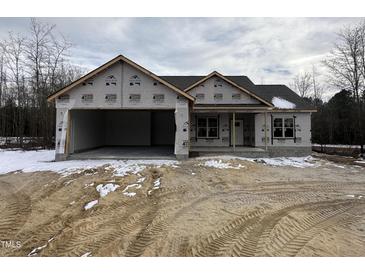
189, 107, 271, 156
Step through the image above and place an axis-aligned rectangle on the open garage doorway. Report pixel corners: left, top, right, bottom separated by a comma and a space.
68, 109, 176, 159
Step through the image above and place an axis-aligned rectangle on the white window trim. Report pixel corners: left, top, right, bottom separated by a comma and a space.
273, 117, 294, 138
197, 116, 219, 139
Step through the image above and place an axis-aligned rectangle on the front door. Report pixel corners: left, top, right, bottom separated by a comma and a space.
231, 120, 244, 146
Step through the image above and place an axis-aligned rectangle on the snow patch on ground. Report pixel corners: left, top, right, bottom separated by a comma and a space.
148, 178, 162, 195
84, 200, 98, 210
152, 178, 161, 189
122, 183, 141, 192
251, 156, 316, 168
346, 194, 363, 199
137, 177, 146, 183
122, 183, 142, 197
198, 155, 316, 168
81, 252, 92, 257
28, 237, 54, 256
272, 97, 296, 109
121, 176, 147, 197
0, 149, 179, 175
123, 192, 136, 197
84, 182, 94, 188
203, 159, 244, 169
112, 160, 178, 177
96, 183, 119, 197
313, 144, 364, 148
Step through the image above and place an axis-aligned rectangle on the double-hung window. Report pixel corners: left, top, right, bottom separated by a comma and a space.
197, 117, 218, 138
273, 117, 294, 138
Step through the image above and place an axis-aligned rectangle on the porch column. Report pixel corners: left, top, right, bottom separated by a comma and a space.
174, 101, 190, 160
264, 111, 268, 150
232, 112, 236, 151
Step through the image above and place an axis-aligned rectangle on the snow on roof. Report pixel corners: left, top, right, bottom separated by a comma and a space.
272, 97, 296, 109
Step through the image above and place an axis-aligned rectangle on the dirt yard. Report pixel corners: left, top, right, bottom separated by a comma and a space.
0, 153, 365, 257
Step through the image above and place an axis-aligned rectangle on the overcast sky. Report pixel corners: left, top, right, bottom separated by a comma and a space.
0, 17, 363, 97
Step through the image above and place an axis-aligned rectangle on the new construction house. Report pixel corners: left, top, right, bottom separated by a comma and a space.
47, 55, 316, 161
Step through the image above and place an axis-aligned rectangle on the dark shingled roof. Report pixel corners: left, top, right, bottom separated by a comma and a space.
159, 76, 205, 90
159, 75, 314, 110
255, 85, 313, 110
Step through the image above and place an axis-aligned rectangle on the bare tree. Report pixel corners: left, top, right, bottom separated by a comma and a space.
323, 22, 365, 154
291, 72, 312, 98
1, 32, 27, 145
358, 21, 365, 91
311, 65, 323, 102
0, 48, 4, 107
0, 18, 81, 148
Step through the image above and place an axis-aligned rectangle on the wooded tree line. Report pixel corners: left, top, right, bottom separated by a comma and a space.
0, 18, 82, 148
291, 21, 365, 153
0, 19, 364, 152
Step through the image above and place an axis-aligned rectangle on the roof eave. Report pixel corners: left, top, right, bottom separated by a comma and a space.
272, 108, 317, 112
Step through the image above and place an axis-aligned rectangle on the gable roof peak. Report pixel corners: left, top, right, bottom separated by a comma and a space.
47, 54, 194, 102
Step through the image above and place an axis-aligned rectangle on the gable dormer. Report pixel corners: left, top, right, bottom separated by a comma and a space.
188, 75, 261, 105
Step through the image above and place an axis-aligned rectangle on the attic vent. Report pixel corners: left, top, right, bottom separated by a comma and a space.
153, 94, 164, 103
82, 79, 94, 86
81, 94, 93, 103
58, 94, 70, 103
214, 93, 223, 101
129, 75, 141, 86
105, 94, 117, 103
232, 93, 241, 100
129, 94, 141, 103
105, 75, 117, 86
153, 82, 158, 86
196, 93, 204, 101
214, 78, 223, 88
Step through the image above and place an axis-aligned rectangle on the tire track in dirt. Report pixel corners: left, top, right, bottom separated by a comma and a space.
38, 179, 183, 256
0, 181, 31, 240
123, 188, 269, 256
231, 200, 361, 257
24, 182, 186, 256
166, 236, 190, 257
191, 197, 353, 257
123, 194, 215, 257
262, 202, 364, 256
43, 205, 154, 256
122, 188, 332, 256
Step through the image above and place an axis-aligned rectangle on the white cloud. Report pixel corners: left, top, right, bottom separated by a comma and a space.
0, 17, 363, 99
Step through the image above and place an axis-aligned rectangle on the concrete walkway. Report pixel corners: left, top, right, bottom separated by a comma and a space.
68, 146, 175, 160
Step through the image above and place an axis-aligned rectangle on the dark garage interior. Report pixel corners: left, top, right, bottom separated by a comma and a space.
68, 110, 176, 159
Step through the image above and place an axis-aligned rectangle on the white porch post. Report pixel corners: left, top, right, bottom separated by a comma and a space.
232, 112, 236, 151
264, 111, 268, 151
